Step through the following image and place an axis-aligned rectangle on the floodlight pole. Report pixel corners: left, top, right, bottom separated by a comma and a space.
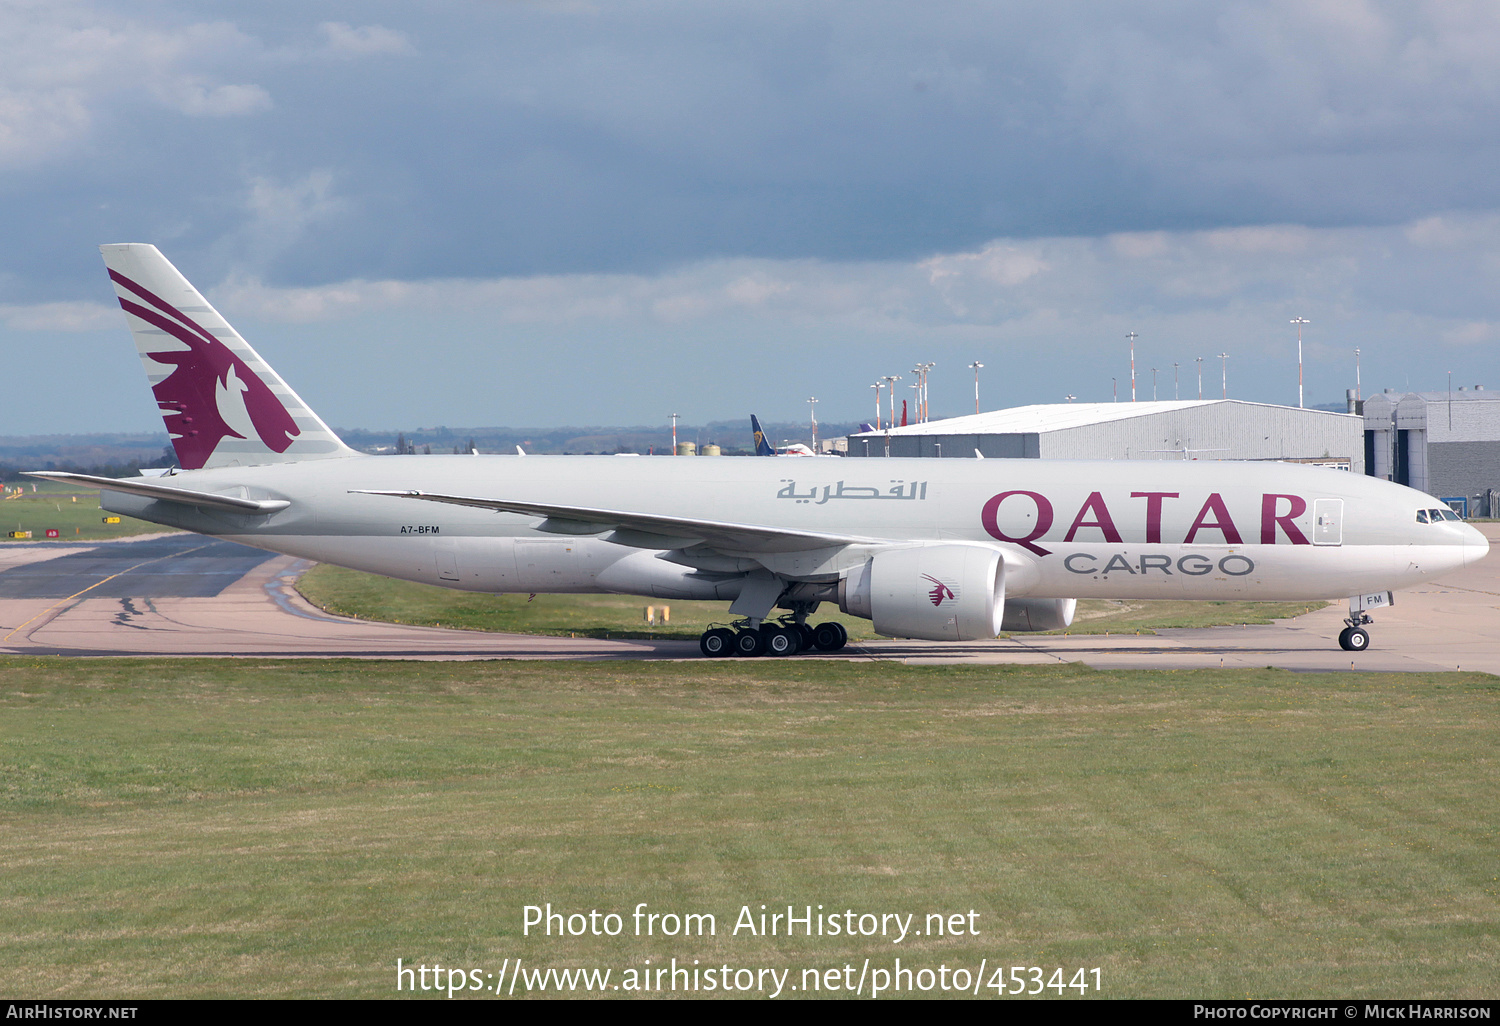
871, 382, 882, 431
1219, 353, 1229, 399
1291, 317, 1309, 408
1354, 348, 1361, 401
884, 375, 901, 432
969, 361, 983, 414
1151, 367, 1158, 401
911, 362, 933, 422
1173, 362, 1179, 400
1127, 332, 1138, 402
807, 396, 818, 450
1196, 357, 1203, 400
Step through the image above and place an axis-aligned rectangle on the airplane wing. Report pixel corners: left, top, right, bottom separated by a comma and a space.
351, 489, 876, 553
25, 471, 291, 515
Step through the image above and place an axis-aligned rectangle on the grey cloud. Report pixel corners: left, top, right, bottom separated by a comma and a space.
6, 0, 1500, 438
7, 0, 1500, 299
9, 211, 1500, 433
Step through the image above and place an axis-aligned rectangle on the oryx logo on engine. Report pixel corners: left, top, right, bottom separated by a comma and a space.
921, 574, 955, 606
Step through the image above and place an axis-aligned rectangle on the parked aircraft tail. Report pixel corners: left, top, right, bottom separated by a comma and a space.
750, 414, 775, 456
99, 244, 357, 470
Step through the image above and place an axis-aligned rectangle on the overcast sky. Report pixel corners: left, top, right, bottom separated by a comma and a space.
5, 0, 1500, 434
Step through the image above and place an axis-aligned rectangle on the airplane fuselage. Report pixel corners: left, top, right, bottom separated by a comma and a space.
99, 454, 1485, 605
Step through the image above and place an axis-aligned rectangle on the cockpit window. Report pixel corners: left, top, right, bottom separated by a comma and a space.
1440, 508, 1462, 522
1416, 510, 1429, 524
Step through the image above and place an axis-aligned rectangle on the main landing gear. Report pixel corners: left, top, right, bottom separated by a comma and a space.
698, 618, 848, 658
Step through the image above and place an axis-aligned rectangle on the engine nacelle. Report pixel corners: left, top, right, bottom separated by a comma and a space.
1000, 597, 1077, 633
838, 543, 1006, 641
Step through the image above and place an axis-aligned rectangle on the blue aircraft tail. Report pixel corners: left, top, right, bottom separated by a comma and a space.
750, 414, 775, 456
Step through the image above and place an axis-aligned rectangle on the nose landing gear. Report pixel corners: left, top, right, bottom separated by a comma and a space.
1338, 592, 1390, 652
1338, 622, 1370, 652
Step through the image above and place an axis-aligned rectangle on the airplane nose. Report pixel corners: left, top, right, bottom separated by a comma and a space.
1463, 522, 1491, 566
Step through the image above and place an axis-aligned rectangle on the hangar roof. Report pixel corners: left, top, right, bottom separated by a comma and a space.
854, 399, 1355, 437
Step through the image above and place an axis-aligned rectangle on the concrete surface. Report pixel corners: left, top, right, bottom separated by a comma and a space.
1, 528, 1496, 672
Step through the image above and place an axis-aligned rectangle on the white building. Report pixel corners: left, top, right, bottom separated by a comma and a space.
848, 400, 1363, 472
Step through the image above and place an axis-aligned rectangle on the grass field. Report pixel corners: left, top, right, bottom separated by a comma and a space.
2, 657, 1495, 999
0, 481, 173, 542
297, 563, 1329, 642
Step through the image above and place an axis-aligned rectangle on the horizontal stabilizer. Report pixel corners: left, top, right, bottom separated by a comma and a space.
25, 472, 291, 515
351, 489, 873, 553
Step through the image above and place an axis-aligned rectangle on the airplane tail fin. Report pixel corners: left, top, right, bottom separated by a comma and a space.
100, 244, 358, 470
750, 414, 774, 456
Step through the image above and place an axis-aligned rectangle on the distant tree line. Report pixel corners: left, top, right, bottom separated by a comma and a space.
346, 419, 863, 456
0, 417, 869, 475
0, 446, 177, 483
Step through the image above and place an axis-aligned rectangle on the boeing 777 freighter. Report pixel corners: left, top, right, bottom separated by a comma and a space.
29, 245, 1489, 657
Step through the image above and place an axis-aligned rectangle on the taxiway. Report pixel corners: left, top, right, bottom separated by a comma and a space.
2, 528, 1497, 672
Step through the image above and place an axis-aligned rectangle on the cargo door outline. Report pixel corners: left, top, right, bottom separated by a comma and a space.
1312, 498, 1343, 546
433, 538, 460, 581
515, 539, 580, 589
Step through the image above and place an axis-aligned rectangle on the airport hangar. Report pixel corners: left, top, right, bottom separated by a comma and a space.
1362, 387, 1500, 517
846, 399, 1364, 472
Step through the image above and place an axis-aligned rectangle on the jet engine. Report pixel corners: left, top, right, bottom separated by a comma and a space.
1000, 597, 1077, 633
837, 543, 1006, 641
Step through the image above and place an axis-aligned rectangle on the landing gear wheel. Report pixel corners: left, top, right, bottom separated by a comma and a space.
733, 630, 766, 657
812, 622, 848, 651
699, 628, 735, 658
762, 625, 799, 657
796, 624, 815, 651
1338, 626, 1370, 652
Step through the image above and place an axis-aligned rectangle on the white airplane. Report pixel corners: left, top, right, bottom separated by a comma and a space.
751, 415, 816, 456
30, 245, 1490, 658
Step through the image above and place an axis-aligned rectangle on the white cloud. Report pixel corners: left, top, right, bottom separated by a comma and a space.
18, 207, 1500, 433
155, 78, 270, 117
1, 300, 117, 332
1109, 232, 1172, 260
197, 208, 1500, 418
0, 6, 269, 165
205, 212, 1500, 335
1403, 212, 1500, 248
1441, 320, 1498, 345
319, 22, 414, 58
0, 86, 91, 168
1202, 226, 1316, 255
232, 170, 348, 268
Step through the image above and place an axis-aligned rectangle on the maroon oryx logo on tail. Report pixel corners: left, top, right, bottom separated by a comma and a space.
110, 270, 300, 469
922, 573, 955, 606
